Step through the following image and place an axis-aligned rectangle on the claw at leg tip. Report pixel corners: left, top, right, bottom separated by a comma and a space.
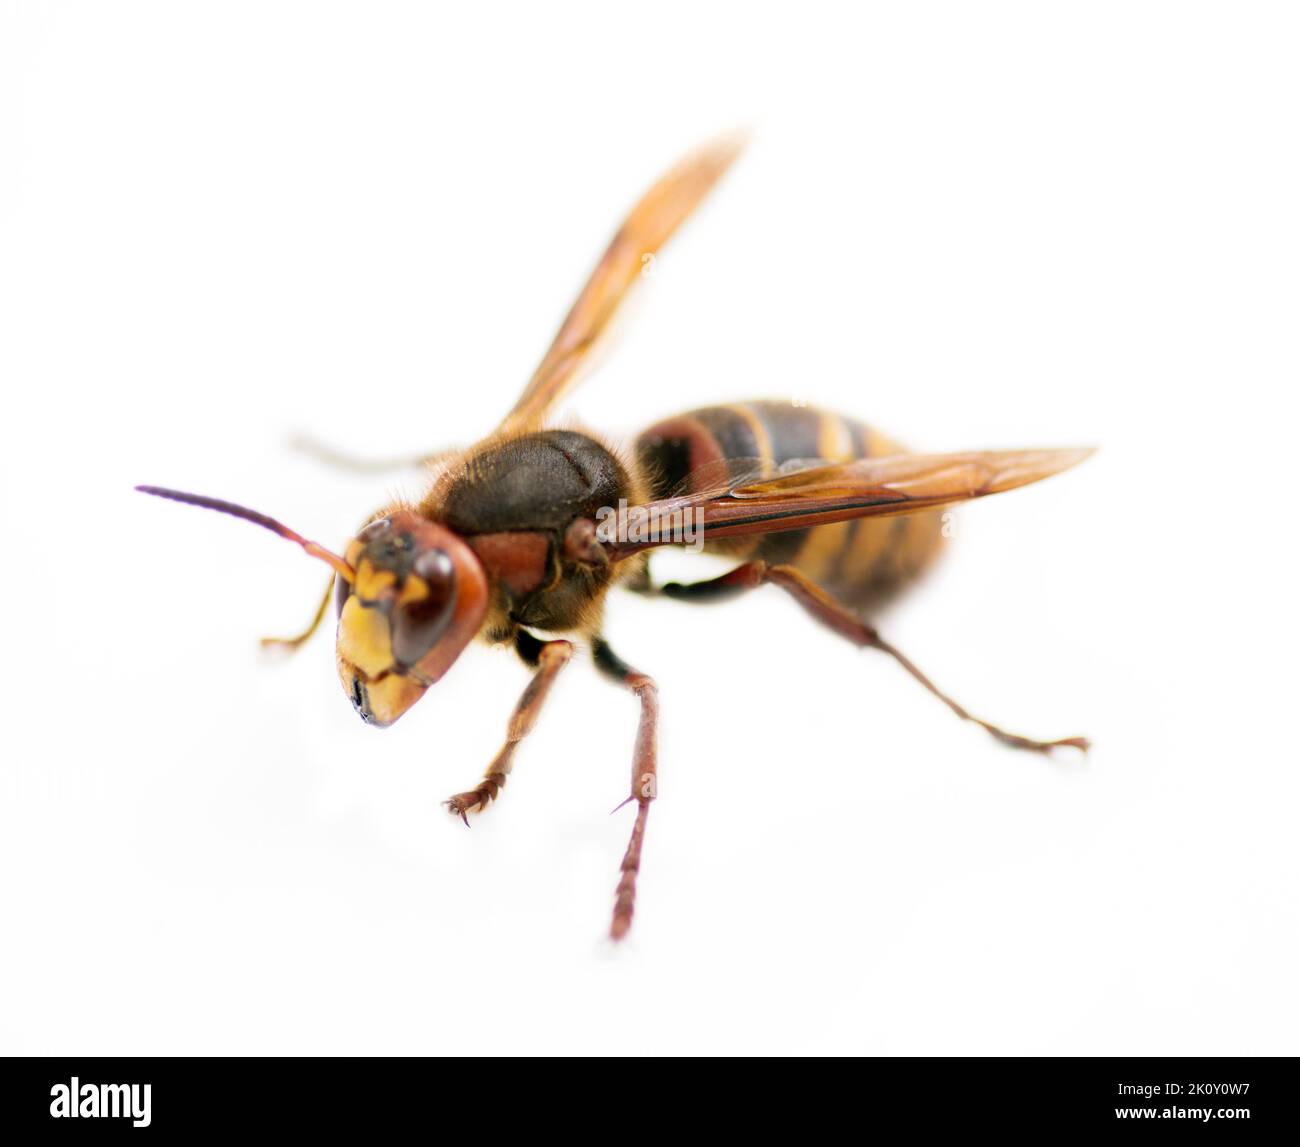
443, 799, 473, 827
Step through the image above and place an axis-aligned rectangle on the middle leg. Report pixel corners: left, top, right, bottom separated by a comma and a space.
592, 638, 659, 941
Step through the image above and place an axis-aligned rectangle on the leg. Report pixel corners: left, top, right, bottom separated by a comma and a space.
592, 638, 659, 941
444, 631, 573, 824
662, 561, 1089, 754
288, 434, 457, 474
259, 574, 335, 654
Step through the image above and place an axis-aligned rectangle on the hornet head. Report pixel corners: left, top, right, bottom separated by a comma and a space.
136, 487, 488, 727
333, 510, 487, 725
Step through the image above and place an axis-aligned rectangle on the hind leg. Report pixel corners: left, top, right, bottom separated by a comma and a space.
660, 561, 1089, 754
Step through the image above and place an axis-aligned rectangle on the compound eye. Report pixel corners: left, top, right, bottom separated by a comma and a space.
334, 571, 351, 618
415, 549, 453, 582
358, 517, 390, 543
391, 549, 457, 667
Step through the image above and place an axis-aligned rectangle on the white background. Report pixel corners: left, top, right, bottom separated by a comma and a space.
2, 2, 1297, 1056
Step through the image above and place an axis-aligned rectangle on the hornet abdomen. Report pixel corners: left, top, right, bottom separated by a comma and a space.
634, 400, 945, 611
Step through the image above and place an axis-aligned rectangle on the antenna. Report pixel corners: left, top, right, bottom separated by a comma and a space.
135, 485, 356, 583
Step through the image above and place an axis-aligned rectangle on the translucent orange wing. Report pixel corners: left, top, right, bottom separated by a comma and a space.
598, 448, 1094, 559
500, 135, 744, 432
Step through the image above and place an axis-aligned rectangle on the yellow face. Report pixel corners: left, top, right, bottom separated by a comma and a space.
333, 511, 488, 727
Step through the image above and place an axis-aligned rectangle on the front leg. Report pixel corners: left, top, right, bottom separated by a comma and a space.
259, 573, 336, 654
288, 435, 459, 475
444, 630, 573, 825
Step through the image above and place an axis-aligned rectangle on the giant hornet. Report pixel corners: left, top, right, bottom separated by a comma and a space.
139, 136, 1091, 940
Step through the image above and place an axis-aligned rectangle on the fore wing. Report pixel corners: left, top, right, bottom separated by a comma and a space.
500, 135, 744, 432
597, 448, 1094, 560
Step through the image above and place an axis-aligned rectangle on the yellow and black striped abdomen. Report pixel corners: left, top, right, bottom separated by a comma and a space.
634, 400, 945, 611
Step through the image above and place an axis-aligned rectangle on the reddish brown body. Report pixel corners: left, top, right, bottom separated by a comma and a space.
137, 136, 1091, 941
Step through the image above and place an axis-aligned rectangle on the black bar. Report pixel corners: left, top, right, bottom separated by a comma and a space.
2, 1057, 1293, 1134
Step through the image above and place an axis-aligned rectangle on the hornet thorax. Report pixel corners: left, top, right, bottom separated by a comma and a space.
426, 429, 641, 635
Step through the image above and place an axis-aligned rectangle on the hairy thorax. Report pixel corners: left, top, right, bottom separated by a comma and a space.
426, 429, 641, 635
